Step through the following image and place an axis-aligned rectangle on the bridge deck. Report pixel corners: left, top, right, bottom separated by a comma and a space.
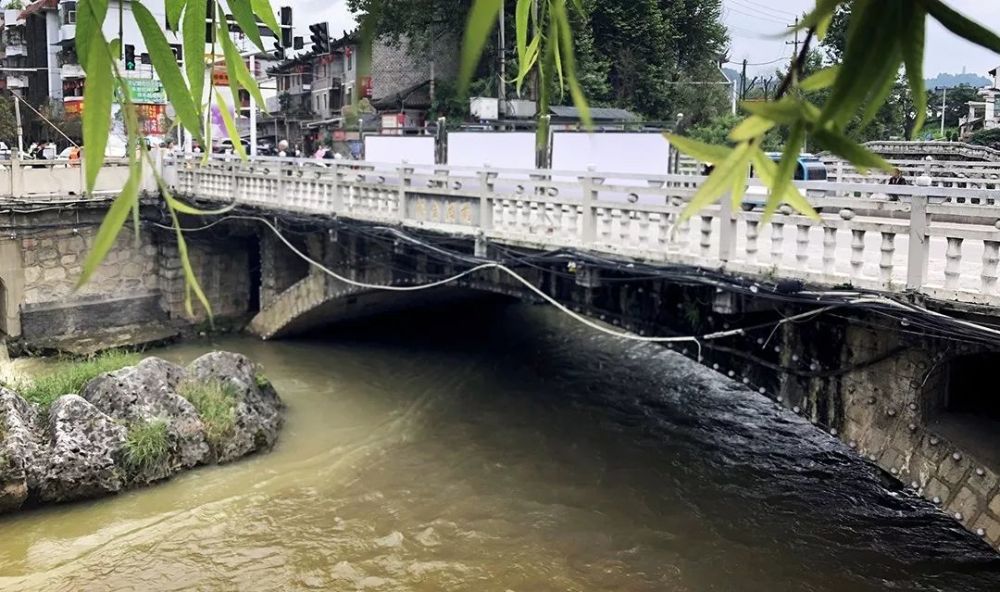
158, 155, 1000, 311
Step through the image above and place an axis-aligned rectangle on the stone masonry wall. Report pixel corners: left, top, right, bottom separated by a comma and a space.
158, 234, 254, 324
836, 325, 1000, 548
20, 230, 159, 306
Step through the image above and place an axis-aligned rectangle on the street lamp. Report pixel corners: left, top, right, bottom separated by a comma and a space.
935, 85, 948, 138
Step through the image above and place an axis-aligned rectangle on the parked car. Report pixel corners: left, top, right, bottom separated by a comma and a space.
214, 139, 250, 154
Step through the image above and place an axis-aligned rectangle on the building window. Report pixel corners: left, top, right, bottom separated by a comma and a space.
62, 1, 77, 24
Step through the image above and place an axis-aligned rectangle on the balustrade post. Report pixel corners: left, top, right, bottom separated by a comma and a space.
718, 195, 736, 262
906, 194, 930, 291
580, 166, 598, 245
478, 168, 494, 231
795, 224, 811, 270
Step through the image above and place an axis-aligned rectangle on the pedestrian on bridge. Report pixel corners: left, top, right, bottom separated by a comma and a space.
887, 168, 908, 201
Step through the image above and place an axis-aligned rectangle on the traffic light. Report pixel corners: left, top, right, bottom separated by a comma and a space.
293, 36, 304, 50
273, 6, 293, 60
169, 43, 182, 63
280, 6, 293, 47
309, 22, 330, 54
124, 44, 136, 70
140, 52, 151, 65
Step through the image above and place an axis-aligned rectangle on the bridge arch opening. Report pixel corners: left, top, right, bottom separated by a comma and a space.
930, 352, 1000, 468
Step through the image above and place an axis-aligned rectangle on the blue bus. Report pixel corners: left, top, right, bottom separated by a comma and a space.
743, 153, 828, 210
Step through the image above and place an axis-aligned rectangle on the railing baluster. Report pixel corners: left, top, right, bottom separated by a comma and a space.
822, 227, 837, 275
879, 232, 896, 286
700, 216, 713, 259
746, 220, 759, 264
599, 208, 613, 245
982, 240, 1000, 293
795, 224, 811, 270
770, 221, 785, 266
851, 229, 866, 277
637, 212, 651, 251
658, 213, 670, 252
945, 237, 964, 289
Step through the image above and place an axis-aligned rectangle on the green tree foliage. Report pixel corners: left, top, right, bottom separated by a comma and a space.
928, 85, 981, 129
350, 0, 728, 123
969, 128, 1000, 149
0, 97, 17, 147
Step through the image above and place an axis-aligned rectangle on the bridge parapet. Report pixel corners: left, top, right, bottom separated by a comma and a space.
166, 155, 1000, 310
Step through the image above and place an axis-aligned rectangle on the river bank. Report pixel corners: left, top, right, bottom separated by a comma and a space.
0, 351, 284, 513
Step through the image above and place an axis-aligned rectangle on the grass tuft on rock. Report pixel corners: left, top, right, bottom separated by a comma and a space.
122, 418, 170, 478
4, 350, 140, 410
180, 380, 239, 450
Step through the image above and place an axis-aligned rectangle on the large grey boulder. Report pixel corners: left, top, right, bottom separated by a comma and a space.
82, 357, 209, 483
186, 352, 284, 463
0, 388, 40, 512
37, 395, 127, 503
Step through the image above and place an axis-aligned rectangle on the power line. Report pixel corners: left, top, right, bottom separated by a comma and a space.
723, 5, 789, 27
727, 57, 789, 67
725, 0, 797, 20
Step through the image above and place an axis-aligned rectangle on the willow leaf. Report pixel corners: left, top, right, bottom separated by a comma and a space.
800, 66, 840, 91
742, 98, 803, 125
679, 142, 752, 222
458, 0, 501, 95
553, 0, 590, 127
228, 0, 264, 51
184, 0, 207, 113
83, 36, 112, 193
901, 6, 928, 137
251, 0, 280, 35
77, 0, 108, 73
811, 128, 891, 172
214, 89, 248, 160
768, 122, 805, 220
516, 0, 530, 66
515, 35, 541, 94
166, 0, 185, 31
220, 21, 267, 111
167, 205, 213, 318
731, 162, 749, 209
798, 0, 842, 33
77, 165, 140, 287
750, 150, 819, 221
923, 0, 1000, 53
550, 16, 564, 98
134, 2, 204, 147
729, 116, 775, 142
666, 134, 733, 165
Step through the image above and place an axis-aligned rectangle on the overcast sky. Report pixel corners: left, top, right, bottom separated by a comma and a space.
722, 0, 1000, 76
296, 0, 1000, 77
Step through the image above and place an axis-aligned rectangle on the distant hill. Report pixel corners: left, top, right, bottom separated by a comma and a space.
925, 72, 991, 89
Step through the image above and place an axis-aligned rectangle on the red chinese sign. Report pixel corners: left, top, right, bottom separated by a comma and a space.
361, 76, 373, 98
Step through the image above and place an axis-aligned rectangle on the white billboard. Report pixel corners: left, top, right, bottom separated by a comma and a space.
363, 136, 436, 167
552, 133, 671, 177
446, 132, 537, 169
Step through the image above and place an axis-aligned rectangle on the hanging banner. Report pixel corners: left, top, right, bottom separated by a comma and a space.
115, 78, 167, 104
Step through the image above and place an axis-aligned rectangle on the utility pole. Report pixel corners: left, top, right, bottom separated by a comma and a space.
786, 16, 799, 62
740, 59, 748, 102
940, 86, 948, 138
249, 53, 257, 156
498, 0, 506, 111
13, 92, 23, 158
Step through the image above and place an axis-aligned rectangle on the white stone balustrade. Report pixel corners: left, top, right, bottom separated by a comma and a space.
162, 154, 1000, 309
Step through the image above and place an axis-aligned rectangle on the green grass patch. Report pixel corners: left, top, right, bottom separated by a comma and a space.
254, 371, 271, 390
180, 380, 239, 450
122, 418, 170, 478
2, 350, 139, 410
